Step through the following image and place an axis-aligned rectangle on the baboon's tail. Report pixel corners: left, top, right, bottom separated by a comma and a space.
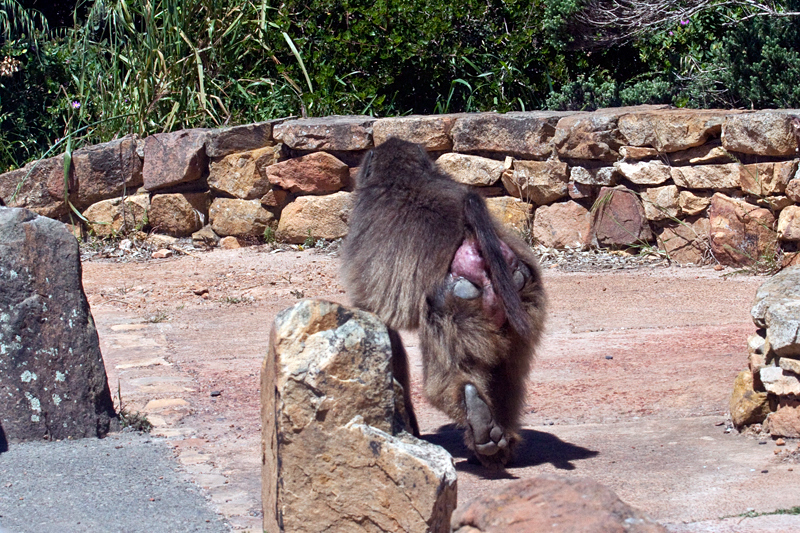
464, 192, 531, 338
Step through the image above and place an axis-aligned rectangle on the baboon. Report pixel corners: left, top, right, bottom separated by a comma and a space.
341, 138, 545, 468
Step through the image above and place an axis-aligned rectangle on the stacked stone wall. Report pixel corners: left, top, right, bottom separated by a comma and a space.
2, 105, 800, 265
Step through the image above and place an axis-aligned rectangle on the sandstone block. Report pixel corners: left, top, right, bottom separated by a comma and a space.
760, 366, 800, 395
765, 301, 800, 357
778, 205, 800, 241
82, 194, 150, 237
435, 153, 504, 186
787, 178, 800, 202
620, 145, 660, 160
0, 159, 65, 218
262, 300, 456, 533
451, 111, 570, 158
451, 475, 665, 533
708, 193, 776, 267
219, 235, 246, 249
752, 267, 800, 328
260, 188, 289, 210
267, 151, 349, 195
739, 161, 798, 196
205, 121, 277, 158
208, 146, 277, 200
53, 135, 144, 210
192, 225, 220, 248
210, 198, 274, 238
276, 191, 353, 244
780, 356, 800, 375
150, 192, 210, 237
501, 160, 569, 205
766, 405, 800, 438
553, 113, 622, 161
758, 195, 794, 212
618, 109, 729, 152
0, 208, 117, 442
615, 160, 671, 185
273, 116, 375, 151
657, 218, 710, 265
667, 141, 731, 165
533, 201, 591, 249
568, 180, 594, 200
679, 190, 712, 216
642, 185, 680, 221
485, 196, 532, 233
730, 370, 771, 429
143, 129, 209, 191
570, 165, 618, 186
373, 115, 458, 150
671, 164, 741, 189
722, 112, 800, 156
590, 186, 652, 247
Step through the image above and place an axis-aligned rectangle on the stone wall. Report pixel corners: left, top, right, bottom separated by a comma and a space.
3, 106, 800, 265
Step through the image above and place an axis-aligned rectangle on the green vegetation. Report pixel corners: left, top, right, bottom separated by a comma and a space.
3, 0, 800, 172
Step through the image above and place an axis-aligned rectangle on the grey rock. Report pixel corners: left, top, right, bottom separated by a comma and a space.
751, 266, 800, 328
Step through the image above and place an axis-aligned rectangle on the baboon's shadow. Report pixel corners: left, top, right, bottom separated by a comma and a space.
0, 422, 8, 453
423, 425, 597, 478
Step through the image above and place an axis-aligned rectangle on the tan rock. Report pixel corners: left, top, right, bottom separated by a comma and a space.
642, 185, 680, 221
668, 142, 731, 165
451, 475, 665, 533
149, 192, 209, 237
708, 193, 777, 267
568, 180, 594, 200
570, 166, 618, 186
618, 109, 729, 152
208, 145, 277, 199
273, 116, 375, 151
786, 178, 800, 202
146, 234, 178, 249
778, 205, 800, 241
553, 113, 622, 161
657, 218, 710, 265
501, 160, 569, 205
262, 300, 457, 533
373, 115, 457, 150
451, 111, 569, 158
730, 370, 771, 429
739, 161, 798, 196
533, 201, 591, 249
679, 190, 712, 216
192, 225, 220, 248
760, 366, 800, 395
266, 151, 349, 195
766, 405, 800, 438
82, 194, 150, 237
151, 249, 173, 259
210, 198, 275, 238
143, 129, 209, 191
219, 235, 245, 249
757, 195, 794, 212
722, 112, 800, 156
780, 356, 800, 375
590, 186, 652, 247
435, 153, 504, 186
485, 196, 532, 233
671, 164, 741, 189
276, 191, 353, 244
620, 145, 660, 160
260, 188, 289, 210
615, 160, 671, 185
205, 121, 277, 158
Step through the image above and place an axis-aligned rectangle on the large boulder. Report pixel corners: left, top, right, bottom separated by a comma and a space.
262, 300, 457, 533
373, 115, 458, 151
82, 194, 150, 237
501, 160, 569, 205
266, 151, 349, 195
276, 191, 353, 244
143, 129, 209, 191
657, 218, 710, 265
590, 186, 652, 247
533, 201, 592, 249
0, 208, 117, 442
451, 476, 665, 533
273, 116, 375, 151
708, 193, 776, 267
751, 266, 800, 328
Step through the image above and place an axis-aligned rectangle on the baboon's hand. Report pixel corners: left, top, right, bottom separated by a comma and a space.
465, 384, 507, 456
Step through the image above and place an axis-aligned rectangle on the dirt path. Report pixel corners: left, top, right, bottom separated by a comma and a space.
82, 246, 800, 532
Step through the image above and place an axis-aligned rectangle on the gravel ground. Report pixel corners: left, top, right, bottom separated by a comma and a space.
0, 432, 228, 533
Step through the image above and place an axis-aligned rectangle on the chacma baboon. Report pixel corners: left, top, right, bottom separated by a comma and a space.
341, 138, 545, 468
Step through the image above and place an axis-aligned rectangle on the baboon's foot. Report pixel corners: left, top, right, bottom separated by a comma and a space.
464, 384, 512, 468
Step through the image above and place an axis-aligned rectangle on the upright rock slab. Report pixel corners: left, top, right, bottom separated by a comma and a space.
708, 193, 776, 267
0, 208, 116, 442
143, 129, 209, 191
590, 186, 652, 247
262, 300, 457, 533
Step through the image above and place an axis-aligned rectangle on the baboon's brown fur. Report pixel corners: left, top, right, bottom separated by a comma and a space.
341, 138, 546, 467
